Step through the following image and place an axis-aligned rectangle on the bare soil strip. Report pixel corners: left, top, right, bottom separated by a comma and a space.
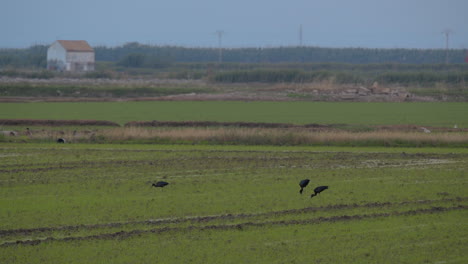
1, 206, 465, 247
1, 198, 465, 237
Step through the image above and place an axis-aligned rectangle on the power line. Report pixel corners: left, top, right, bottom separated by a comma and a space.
442, 29, 452, 64
299, 24, 303, 47
215, 30, 225, 63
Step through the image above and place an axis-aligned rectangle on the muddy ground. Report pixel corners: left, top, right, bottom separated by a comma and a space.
0, 77, 450, 102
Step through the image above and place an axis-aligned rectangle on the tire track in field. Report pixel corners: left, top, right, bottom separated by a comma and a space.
2, 206, 466, 247
1, 197, 465, 237
0, 155, 307, 174
2, 151, 463, 173
0, 160, 163, 173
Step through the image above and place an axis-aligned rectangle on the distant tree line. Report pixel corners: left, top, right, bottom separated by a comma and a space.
117, 52, 173, 68
0, 45, 48, 68
1, 42, 467, 69
212, 69, 468, 85
96, 42, 467, 64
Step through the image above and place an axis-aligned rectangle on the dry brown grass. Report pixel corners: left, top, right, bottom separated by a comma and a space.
266, 81, 341, 92
23, 127, 466, 146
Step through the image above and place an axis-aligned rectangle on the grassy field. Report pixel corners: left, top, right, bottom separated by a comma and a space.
1, 101, 467, 127
0, 143, 467, 263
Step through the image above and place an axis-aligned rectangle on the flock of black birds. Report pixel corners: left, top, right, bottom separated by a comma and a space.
152, 179, 328, 199
299, 178, 329, 198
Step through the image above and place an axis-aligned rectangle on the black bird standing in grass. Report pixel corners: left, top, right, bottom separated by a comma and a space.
299, 179, 310, 194
152, 181, 169, 188
310, 186, 328, 198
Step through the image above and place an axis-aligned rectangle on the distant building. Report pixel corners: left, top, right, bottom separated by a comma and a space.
47, 40, 95, 72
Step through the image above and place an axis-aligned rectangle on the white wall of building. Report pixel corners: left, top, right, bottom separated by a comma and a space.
47, 41, 95, 71
47, 41, 67, 62
66, 52, 94, 63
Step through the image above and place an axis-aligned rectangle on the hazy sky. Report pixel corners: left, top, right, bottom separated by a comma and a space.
1, 0, 467, 49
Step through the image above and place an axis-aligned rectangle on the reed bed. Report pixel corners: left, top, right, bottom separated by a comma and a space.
19, 127, 468, 147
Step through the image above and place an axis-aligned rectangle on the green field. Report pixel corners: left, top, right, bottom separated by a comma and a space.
1, 101, 467, 127
0, 143, 467, 263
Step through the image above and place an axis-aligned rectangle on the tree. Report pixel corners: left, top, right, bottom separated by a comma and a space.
118, 53, 145, 68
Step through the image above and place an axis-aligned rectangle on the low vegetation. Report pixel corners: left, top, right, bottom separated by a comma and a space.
2, 126, 467, 148
0, 82, 214, 98
0, 144, 466, 263
1, 101, 466, 147
0, 54, 466, 263
1, 102, 467, 127
212, 68, 468, 85
2, 43, 468, 65
1, 43, 467, 263
0, 119, 119, 127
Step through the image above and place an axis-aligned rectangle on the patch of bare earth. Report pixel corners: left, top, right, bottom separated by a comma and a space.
0, 77, 443, 102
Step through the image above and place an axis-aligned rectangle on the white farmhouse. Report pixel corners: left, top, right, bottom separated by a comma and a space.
47, 40, 95, 72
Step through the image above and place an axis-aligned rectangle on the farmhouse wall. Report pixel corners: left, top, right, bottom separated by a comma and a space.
47, 42, 68, 71
47, 40, 95, 72
66, 52, 94, 63
66, 52, 95, 71
47, 42, 67, 62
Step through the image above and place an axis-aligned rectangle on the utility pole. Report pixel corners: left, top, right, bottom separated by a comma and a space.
299, 24, 303, 47
442, 29, 452, 64
215, 30, 225, 64
298, 24, 305, 63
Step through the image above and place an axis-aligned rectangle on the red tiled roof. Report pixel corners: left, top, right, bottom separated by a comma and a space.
57, 40, 94, 52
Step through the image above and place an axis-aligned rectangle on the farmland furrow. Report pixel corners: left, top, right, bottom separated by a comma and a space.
1, 197, 465, 236
0, 156, 313, 173
2, 205, 465, 247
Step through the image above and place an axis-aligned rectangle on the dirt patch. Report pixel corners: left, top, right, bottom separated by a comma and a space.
0, 93, 431, 103
360, 158, 457, 168
376, 124, 468, 133
1, 76, 464, 102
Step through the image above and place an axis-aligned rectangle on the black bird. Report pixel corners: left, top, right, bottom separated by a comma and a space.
152, 181, 169, 188
310, 186, 328, 198
299, 179, 310, 194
